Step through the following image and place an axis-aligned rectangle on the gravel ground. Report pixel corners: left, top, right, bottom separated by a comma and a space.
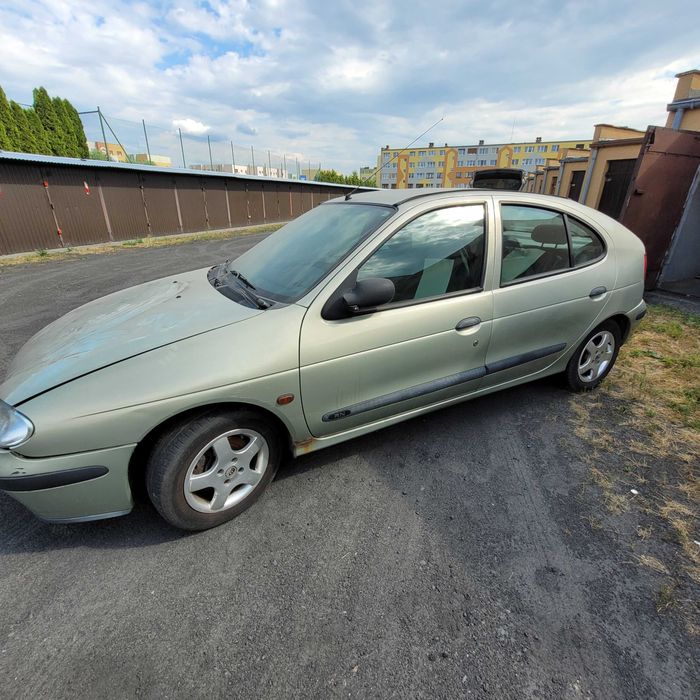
0, 237, 697, 699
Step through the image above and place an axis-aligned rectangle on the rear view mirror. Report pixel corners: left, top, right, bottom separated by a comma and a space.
343, 277, 395, 312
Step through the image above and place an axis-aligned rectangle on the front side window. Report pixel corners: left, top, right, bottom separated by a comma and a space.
500, 205, 569, 284
500, 205, 606, 285
357, 205, 486, 304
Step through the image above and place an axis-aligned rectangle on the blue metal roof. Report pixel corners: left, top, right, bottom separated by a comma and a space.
0, 150, 376, 191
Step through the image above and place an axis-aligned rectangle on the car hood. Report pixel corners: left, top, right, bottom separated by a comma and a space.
1, 268, 262, 405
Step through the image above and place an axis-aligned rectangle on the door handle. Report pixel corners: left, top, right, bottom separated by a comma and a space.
589, 286, 607, 298
455, 316, 481, 330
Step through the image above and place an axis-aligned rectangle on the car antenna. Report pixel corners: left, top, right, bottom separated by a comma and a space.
344, 116, 445, 200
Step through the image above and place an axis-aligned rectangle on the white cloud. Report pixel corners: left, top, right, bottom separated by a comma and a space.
172, 118, 211, 135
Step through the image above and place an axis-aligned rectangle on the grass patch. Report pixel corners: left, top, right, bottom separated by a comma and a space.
572, 304, 699, 615
0, 223, 284, 267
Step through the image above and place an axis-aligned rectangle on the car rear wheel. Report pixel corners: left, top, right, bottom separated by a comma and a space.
565, 320, 621, 392
146, 409, 280, 531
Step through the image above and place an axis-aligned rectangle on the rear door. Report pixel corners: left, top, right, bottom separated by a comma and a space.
482, 198, 616, 388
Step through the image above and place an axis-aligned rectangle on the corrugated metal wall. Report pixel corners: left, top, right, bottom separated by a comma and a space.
0, 161, 361, 255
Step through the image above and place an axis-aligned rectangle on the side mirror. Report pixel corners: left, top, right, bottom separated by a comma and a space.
343, 277, 395, 312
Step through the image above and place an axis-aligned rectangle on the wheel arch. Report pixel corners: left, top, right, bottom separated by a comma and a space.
127, 401, 293, 502
606, 313, 631, 343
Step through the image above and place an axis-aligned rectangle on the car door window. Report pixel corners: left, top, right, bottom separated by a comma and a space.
568, 217, 605, 266
356, 204, 486, 303
500, 204, 569, 284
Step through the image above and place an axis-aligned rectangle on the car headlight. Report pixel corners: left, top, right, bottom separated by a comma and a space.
0, 400, 34, 448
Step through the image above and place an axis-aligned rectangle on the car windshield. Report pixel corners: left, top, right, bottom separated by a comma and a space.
228, 202, 395, 302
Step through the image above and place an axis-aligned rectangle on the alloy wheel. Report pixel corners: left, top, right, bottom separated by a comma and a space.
184, 429, 269, 513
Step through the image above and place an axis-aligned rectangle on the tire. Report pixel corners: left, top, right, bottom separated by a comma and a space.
146, 409, 281, 531
565, 320, 621, 392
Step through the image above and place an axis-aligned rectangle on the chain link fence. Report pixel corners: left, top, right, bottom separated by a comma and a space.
79, 110, 322, 180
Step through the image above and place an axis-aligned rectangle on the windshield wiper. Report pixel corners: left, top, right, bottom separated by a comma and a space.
227, 267, 256, 290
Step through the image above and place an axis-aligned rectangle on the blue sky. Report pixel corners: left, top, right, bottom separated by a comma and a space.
1, 0, 699, 171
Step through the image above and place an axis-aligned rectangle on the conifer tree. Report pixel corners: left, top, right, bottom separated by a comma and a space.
10, 101, 37, 153
62, 98, 89, 157
33, 87, 67, 155
52, 96, 76, 156
25, 108, 52, 154
0, 86, 19, 150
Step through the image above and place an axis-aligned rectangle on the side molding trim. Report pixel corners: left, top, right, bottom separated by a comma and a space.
322, 343, 567, 422
0, 466, 109, 492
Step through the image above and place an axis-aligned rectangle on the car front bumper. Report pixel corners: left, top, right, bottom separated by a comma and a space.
0, 444, 135, 523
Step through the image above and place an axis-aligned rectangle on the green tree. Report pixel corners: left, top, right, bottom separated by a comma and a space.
25, 108, 52, 154
33, 87, 68, 155
52, 96, 78, 156
62, 98, 89, 158
314, 169, 346, 184
9, 101, 37, 153
88, 147, 108, 160
0, 86, 20, 150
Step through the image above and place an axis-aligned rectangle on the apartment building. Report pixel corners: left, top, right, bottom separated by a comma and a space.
377, 137, 590, 189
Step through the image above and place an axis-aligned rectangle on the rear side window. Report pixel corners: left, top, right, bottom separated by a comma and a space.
568, 217, 605, 265
500, 205, 569, 284
500, 204, 606, 285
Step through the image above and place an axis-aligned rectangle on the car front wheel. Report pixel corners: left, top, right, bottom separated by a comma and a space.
565, 320, 621, 392
146, 409, 280, 531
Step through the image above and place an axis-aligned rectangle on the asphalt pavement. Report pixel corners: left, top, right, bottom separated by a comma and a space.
0, 236, 697, 699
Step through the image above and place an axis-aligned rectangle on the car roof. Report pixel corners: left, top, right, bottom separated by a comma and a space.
337, 188, 543, 207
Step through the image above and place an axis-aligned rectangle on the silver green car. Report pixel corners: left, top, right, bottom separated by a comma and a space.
0, 189, 646, 530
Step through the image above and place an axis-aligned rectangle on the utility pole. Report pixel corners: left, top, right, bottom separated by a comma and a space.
251, 146, 256, 176
207, 135, 213, 170
283, 154, 287, 178
230, 141, 236, 171
268, 149, 272, 177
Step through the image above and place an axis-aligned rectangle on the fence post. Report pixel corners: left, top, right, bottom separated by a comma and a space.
268, 149, 272, 177
207, 135, 213, 170
142, 119, 152, 164
251, 146, 256, 176
179, 128, 187, 168
97, 107, 108, 159
231, 141, 236, 172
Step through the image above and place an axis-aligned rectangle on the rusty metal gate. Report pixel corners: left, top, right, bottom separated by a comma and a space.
620, 126, 700, 288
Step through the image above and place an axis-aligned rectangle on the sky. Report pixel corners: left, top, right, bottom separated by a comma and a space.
1, 0, 699, 172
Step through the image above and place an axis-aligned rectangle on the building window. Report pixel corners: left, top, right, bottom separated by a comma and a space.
409, 173, 414, 179
429, 150, 435, 155
535, 158, 545, 165
523, 158, 533, 165
478, 147, 487, 155
426, 172, 434, 178
525, 146, 534, 152
393, 152, 398, 157
538, 145, 547, 152
513, 146, 521, 153
576, 144, 584, 149
478, 159, 487, 166
418, 150, 426, 156
439, 149, 445, 155
512, 158, 519, 165
490, 159, 496, 165
409, 162, 415, 168
551, 145, 559, 152
456, 172, 462, 178
467, 159, 475, 166
458, 148, 465, 155
409, 151, 415, 156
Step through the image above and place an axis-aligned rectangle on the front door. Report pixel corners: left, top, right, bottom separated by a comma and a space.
568, 170, 585, 201
300, 201, 494, 437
